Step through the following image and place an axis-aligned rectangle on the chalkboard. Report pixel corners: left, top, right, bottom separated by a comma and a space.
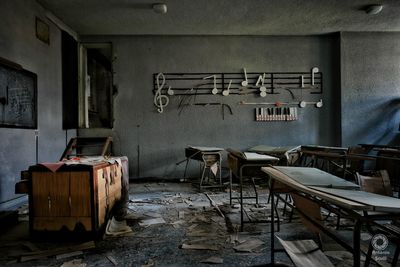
0, 60, 37, 129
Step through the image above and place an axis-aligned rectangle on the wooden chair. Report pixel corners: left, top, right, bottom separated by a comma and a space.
276, 236, 334, 267
356, 170, 392, 197
356, 170, 399, 267
59, 136, 113, 160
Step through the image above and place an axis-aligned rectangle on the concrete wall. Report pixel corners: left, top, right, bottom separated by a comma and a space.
1, 2, 398, 195
81, 35, 340, 178
341, 32, 400, 147
0, 1, 66, 205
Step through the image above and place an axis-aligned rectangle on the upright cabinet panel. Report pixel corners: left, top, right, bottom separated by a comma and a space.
70, 172, 91, 217
31, 172, 70, 217
50, 172, 70, 217
29, 162, 122, 233
96, 167, 107, 227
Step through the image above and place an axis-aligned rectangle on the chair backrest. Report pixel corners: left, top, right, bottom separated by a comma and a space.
347, 146, 370, 173
356, 170, 393, 196
60, 137, 113, 160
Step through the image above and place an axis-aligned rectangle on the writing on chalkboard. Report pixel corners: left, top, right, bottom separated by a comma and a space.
0, 59, 37, 128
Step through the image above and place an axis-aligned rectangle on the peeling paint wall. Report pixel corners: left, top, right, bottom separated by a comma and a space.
0, 1, 66, 204
341, 32, 400, 147
80, 35, 341, 178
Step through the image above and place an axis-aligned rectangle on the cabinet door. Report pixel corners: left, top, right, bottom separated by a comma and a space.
108, 165, 122, 206
32, 172, 70, 217
70, 171, 91, 217
96, 168, 107, 226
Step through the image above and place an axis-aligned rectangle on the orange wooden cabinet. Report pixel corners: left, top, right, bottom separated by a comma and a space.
28, 162, 122, 233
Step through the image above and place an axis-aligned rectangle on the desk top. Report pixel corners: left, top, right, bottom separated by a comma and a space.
30, 156, 126, 172
187, 146, 224, 152
248, 145, 300, 155
227, 149, 279, 162
262, 166, 400, 213
271, 166, 359, 189
310, 187, 400, 213
301, 145, 348, 152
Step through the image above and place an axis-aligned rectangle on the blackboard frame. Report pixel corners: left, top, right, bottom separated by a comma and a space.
0, 59, 37, 129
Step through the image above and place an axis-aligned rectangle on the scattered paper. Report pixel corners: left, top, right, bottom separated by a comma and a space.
186, 230, 214, 237
56, 250, 83, 260
210, 163, 218, 176
171, 220, 186, 228
60, 259, 87, 267
201, 256, 223, 264
106, 254, 118, 266
187, 224, 198, 231
143, 212, 163, 218
178, 211, 185, 219
139, 217, 166, 227
105, 217, 133, 237
233, 239, 264, 252
181, 243, 219, 251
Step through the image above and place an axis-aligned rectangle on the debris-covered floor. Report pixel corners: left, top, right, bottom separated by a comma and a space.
0, 181, 393, 266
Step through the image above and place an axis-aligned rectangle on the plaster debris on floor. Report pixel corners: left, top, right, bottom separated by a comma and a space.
0, 181, 384, 266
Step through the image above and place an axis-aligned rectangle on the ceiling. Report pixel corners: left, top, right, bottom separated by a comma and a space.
37, 0, 400, 36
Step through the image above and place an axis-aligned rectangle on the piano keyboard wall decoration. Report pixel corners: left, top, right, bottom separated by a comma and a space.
255, 107, 298, 121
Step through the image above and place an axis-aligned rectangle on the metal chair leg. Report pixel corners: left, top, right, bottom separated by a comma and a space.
229, 170, 233, 205
282, 194, 289, 216
183, 159, 189, 181
391, 243, 400, 267
251, 177, 259, 205
199, 163, 207, 191
364, 240, 373, 267
272, 194, 281, 232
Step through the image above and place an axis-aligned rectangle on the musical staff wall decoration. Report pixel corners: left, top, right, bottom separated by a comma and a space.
152, 67, 323, 114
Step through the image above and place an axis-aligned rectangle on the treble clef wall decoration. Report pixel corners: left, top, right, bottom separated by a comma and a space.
153, 72, 170, 113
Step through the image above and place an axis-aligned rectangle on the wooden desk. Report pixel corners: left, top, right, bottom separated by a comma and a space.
227, 149, 279, 230
183, 146, 224, 190
271, 166, 359, 189
298, 146, 348, 178
262, 166, 400, 267
248, 145, 301, 165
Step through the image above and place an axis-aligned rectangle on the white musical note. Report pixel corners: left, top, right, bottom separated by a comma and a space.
298, 99, 323, 108
167, 86, 174, 96
255, 73, 264, 86
241, 68, 248, 87
153, 73, 170, 113
222, 80, 232, 96
203, 75, 218, 95
311, 67, 319, 86
256, 73, 267, 97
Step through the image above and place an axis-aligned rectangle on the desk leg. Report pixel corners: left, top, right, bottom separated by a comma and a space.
270, 181, 275, 264
229, 170, 233, 206
218, 154, 222, 186
354, 219, 362, 267
342, 157, 347, 179
240, 167, 244, 231
183, 159, 189, 181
